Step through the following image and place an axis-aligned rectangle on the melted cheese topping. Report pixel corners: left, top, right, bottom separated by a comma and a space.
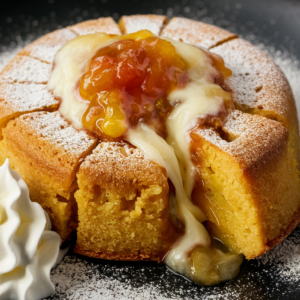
164, 37, 224, 196
127, 123, 210, 275
49, 32, 241, 284
127, 38, 225, 278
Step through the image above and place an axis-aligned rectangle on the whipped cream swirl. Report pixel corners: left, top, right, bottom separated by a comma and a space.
0, 159, 65, 300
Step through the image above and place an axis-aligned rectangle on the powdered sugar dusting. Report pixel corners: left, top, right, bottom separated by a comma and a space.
49, 255, 246, 300
196, 127, 229, 149
0, 46, 23, 73
0, 81, 58, 112
91, 142, 144, 160
161, 17, 236, 49
257, 229, 300, 283
29, 44, 68, 64
196, 109, 287, 169
0, 55, 51, 84
50, 257, 172, 300
222, 110, 250, 137
211, 38, 289, 116
69, 17, 121, 36
21, 111, 96, 154
261, 45, 300, 121
22, 29, 77, 64
121, 15, 166, 36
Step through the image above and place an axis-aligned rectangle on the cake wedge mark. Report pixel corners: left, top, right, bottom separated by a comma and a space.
209, 34, 238, 49
0, 55, 52, 84
119, 15, 168, 36
160, 17, 238, 50
69, 17, 121, 36
20, 28, 77, 64
211, 38, 300, 165
1, 111, 99, 241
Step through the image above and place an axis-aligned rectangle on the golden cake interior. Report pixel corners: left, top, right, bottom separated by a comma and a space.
75, 142, 176, 260
0, 15, 299, 277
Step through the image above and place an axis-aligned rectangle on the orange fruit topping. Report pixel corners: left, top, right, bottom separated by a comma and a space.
80, 30, 189, 140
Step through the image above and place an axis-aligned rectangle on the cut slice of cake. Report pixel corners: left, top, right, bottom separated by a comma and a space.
75, 142, 177, 260
1, 111, 98, 241
191, 110, 300, 259
20, 28, 77, 64
211, 38, 300, 166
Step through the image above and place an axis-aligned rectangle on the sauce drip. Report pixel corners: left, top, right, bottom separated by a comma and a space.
79, 31, 189, 140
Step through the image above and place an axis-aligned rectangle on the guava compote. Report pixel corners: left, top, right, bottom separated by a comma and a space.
79, 30, 190, 140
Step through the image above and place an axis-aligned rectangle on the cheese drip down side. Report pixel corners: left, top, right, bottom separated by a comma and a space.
163, 37, 227, 197
127, 124, 210, 275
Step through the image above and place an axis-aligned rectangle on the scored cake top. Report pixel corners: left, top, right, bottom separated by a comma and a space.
0, 14, 297, 171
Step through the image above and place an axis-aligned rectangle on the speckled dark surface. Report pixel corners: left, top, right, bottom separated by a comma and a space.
1, 1, 300, 299
46, 226, 300, 299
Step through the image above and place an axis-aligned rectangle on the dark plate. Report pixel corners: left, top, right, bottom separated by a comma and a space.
1, 0, 300, 299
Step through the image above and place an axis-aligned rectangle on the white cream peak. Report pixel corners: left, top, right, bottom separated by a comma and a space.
0, 159, 64, 300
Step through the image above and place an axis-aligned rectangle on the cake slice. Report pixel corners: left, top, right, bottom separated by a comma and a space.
119, 15, 167, 36
0, 81, 59, 142
0, 55, 52, 84
160, 17, 237, 49
74, 142, 177, 261
68, 17, 121, 36
1, 111, 98, 241
211, 38, 300, 165
191, 110, 300, 259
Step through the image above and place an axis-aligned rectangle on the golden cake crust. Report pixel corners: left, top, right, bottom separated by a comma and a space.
79, 141, 168, 195
0, 15, 299, 261
221, 110, 288, 175
3, 111, 98, 189
74, 142, 174, 260
1, 111, 98, 240
20, 28, 77, 64
211, 38, 300, 165
0, 80, 59, 139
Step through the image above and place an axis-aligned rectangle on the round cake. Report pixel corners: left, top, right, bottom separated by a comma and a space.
0, 14, 299, 286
